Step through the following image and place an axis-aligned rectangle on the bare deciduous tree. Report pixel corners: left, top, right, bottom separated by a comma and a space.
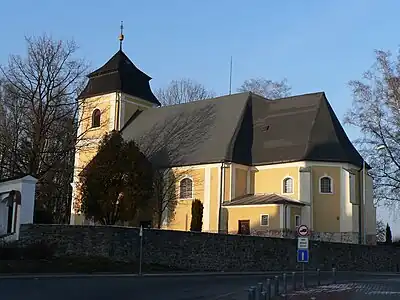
152, 169, 178, 228
345, 49, 400, 212
237, 78, 291, 99
0, 34, 89, 223
155, 78, 215, 106
127, 105, 214, 228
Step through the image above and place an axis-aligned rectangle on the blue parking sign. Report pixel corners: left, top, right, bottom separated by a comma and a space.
297, 249, 309, 263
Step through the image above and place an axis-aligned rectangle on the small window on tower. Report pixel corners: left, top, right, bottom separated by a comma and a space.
92, 109, 101, 128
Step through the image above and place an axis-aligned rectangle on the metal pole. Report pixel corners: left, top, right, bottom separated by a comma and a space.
257, 282, 263, 300
363, 159, 367, 244
317, 268, 320, 286
274, 276, 279, 296
292, 272, 296, 291
248, 286, 256, 300
139, 226, 143, 276
266, 278, 271, 300
332, 267, 336, 284
302, 264, 305, 288
261, 292, 267, 300
283, 273, 287, 295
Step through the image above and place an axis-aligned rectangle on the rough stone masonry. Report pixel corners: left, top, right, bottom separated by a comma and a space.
18, 224, 400, 272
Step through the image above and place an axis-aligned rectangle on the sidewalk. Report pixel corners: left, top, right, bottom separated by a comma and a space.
285, 282, 400, 299
244, 272, 400, 299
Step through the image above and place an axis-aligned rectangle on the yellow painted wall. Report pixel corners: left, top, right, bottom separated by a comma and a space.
254, 167, 299, 199
124, 94, 155, 109
235, 168, 247, 197
167, 168, 205, 231
290, 207, 302, 230
312, 166, 341, 232
209, 167, 219, 232
80, 93, 114, 140
249, 170, 255, 194
76, 149, 98, 174
224, 166, 230, 201
226, 205, 281, 234
352, 168, 361, 205
72, 94, 116, 219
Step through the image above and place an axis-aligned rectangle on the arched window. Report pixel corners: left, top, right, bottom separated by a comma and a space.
283, 177, 293, 194
179, 178, 193, 199
91, 109, 101, 128
320, 176, 332, 194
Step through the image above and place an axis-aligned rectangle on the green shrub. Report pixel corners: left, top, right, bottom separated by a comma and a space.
190, 199, 203, 232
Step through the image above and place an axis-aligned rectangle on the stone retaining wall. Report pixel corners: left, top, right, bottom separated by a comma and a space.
18, 224, 400, 272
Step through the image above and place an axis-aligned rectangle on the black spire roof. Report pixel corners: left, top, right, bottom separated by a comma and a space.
79, 50, 160, 106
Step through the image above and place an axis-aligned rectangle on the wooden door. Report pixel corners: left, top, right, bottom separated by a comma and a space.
238, 220, 250, 235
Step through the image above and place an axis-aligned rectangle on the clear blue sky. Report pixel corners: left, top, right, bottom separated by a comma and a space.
1, 0, 399, 237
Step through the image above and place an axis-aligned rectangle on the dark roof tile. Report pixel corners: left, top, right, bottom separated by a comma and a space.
121, 91, 366, 168
223, 193, 306, 206
79, 50, 160, 106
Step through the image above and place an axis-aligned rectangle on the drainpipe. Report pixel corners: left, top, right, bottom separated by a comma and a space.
218, 162, 225, 233
284, 204, 288, 237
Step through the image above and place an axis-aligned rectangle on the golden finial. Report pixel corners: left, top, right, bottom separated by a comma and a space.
119, 21, 124, 51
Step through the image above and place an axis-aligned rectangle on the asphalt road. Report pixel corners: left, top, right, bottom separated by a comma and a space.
0, 272, 399, 300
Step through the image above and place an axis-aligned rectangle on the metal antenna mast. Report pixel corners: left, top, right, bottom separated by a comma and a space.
229, 56, 233, 95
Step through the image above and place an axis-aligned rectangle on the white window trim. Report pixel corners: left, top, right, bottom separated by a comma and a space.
179, 176, 194, 200
282, 176, 294, 195
295, 215, 301, 228
260, 214, 269, 227
90, 107, 102, 129
319, 175, 333, 194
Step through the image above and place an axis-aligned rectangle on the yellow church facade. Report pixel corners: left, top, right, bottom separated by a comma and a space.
70, 45, 377, 245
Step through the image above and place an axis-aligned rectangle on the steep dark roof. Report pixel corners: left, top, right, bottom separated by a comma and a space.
121, 91, 366, 169
223, 193, 306, 207
79, 50, 160, 106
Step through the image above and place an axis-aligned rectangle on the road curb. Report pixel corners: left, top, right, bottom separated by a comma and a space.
0, 271, 285, 279
0, 270, 398, 280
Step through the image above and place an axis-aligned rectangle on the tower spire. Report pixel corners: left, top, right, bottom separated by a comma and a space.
119, 21, 124, 51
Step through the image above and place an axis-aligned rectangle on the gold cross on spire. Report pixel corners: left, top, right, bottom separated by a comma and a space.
119, 21, 124, 51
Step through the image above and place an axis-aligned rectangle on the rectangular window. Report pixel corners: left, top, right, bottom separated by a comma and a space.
295, 215, 301, 227
260, 214, 269, 226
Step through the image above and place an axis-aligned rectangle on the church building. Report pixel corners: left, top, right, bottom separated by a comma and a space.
70, 31, 377, 245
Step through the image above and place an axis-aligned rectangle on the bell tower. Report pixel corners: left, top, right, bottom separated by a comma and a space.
70, 22, 160, 225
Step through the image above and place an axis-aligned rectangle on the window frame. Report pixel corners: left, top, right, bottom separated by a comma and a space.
179, 177, 194, 199
260, 214, 269, 227
319, 175, 333, 194
295, 215, 301, 228
91, 108, 101, 128
282, 176, 294, 194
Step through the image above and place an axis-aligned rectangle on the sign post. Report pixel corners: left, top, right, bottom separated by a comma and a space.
139, 226, 143, 276
296, 224, 309, 288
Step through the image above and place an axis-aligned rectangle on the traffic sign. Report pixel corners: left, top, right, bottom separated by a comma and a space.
297, 224, 309, 237
297, 249, 309, 263
297, 237, 309, 249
